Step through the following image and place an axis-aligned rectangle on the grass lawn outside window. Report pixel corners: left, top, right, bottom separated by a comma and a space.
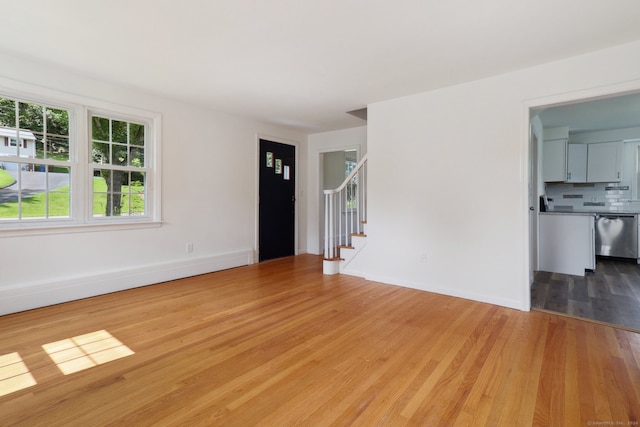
0, 169, 15, 188
0, 177, 144, 219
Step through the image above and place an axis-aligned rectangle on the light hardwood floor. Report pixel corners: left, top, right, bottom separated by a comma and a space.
1, 254, 639, 426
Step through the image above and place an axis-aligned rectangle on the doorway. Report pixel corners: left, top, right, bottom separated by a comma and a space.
259, 139, 296, 262
529, 91, 640, 331
319, 149, 358, 254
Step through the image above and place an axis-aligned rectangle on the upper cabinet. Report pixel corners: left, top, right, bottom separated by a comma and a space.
567, 144, 587, 183
542, 138, 567, 182
586, 141, 623, 183
543, 139, 624, 183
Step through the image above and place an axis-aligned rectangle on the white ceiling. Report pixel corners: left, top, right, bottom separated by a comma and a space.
0, 0, 639, 133
537, 92, 640, 133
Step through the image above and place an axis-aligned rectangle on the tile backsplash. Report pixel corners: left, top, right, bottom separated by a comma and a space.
545, 182, 640, 212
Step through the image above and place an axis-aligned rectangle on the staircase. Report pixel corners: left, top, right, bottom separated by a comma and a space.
323, 154, 367, 275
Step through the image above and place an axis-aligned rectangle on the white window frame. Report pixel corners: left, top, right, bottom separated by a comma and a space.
87, 108, 158, 224
0, 80, 162, 237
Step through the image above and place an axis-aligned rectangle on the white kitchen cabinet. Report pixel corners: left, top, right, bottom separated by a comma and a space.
587, 141, 623, 182
542, 138, 567, 182
566, 143, 587, 183
538, 213, 595, 276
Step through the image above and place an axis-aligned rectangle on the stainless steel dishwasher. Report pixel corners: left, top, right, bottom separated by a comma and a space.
594, 214, 638, 259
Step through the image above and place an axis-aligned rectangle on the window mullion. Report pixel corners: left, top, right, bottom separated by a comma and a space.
71, 105, 87, 223
17, 167, 22, 219
13, 99, 19, 158
43, 104, 47, 160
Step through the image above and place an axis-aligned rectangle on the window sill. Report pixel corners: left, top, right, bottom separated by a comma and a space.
0, 220, 163, 238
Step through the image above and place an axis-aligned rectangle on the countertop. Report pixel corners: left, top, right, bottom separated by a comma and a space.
541, 211, 640, 216
540, 211, 596, 216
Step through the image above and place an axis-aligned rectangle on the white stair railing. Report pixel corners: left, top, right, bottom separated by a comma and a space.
323, 154, 367, 260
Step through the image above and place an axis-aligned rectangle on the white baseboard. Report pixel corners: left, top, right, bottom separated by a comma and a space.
0, 250, 252, 316
364, 274, 526, 311
340, 268, 366, 278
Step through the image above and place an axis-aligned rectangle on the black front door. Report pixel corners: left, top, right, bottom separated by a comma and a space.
259, 139, 295, 261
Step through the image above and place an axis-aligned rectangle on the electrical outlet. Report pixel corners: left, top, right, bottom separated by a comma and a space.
420, 252, 427, 264
186, 242, 193, 253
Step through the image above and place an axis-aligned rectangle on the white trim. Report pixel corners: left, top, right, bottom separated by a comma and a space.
0, 220, 162, 238
364, 274, 523, 311
255, 133, 301, 261
524, 80, 640, 111
0, 250, 252, 316
521, 104, 533, 312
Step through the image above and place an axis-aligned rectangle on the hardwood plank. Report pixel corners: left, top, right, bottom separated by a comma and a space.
574, 321, 597, 425
0, 255, 639, 426
533, 318, 567, 426
480, 313, 547, 426
587, 323, 615, 421
614, 329, 640, 406
563, 322, 580, 426
285, 293, 459, 426
397, 306, 498, 421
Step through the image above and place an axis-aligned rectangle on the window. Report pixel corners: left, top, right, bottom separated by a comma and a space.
0, 89, 160, 232
345, 153, 358, 209
0, 96, 71, 221
91, 115, 147, 218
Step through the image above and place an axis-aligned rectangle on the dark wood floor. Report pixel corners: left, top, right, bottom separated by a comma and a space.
532, 257, 640, 331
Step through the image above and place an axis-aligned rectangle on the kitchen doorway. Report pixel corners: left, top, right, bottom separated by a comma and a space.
529, 90, 640, 332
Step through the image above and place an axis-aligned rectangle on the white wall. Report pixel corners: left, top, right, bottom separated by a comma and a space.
307, 126, 367, 254
322, 151, 348, 192
0, 52, 306, 315
544, 126, 569, 140
570, 126, 640, 144
360, 40, 640, 311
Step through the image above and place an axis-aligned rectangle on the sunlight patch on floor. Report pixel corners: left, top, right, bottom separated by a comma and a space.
0, 352, 37, 397
42, 330, 134, 375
